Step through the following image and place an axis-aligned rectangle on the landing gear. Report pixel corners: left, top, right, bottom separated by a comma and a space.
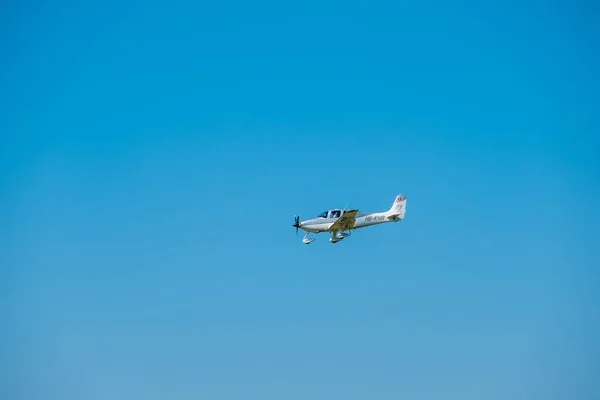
328, 230, 351, 243
302, 232, 315, 244
337, 231, 351, 239
328, 231, 340, 243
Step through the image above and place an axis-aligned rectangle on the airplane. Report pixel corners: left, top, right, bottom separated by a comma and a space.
292, 194, 407, 244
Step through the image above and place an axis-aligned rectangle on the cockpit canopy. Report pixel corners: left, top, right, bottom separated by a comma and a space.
317, 210, 343, 219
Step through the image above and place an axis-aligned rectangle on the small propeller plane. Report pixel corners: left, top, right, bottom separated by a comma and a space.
292, 194, 407, 244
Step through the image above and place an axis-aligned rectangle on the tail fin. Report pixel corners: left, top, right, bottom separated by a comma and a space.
387, 194, 407, 221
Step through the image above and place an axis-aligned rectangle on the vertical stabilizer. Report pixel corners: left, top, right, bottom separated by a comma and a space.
387, 194, 407, 221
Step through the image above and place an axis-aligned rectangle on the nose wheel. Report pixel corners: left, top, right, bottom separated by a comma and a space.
302, 233, 315, 244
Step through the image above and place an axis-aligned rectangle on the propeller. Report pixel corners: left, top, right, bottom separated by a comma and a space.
293, 215, 301, 235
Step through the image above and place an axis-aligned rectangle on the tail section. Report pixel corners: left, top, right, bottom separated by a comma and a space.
386, 194, 407, 221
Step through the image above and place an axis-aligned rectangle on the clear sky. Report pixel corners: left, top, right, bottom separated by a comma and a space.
1, 1, 599, 399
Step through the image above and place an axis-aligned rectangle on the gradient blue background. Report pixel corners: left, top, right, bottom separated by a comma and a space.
1, 1, 599, 399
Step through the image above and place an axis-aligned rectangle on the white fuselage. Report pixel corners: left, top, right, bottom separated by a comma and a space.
299, 211, 397, 233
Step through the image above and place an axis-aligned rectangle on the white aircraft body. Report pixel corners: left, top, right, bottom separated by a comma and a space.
293, 194, 407, 244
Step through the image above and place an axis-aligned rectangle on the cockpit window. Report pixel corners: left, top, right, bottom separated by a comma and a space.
330, 210, 341, 219
317, 211, 328, 218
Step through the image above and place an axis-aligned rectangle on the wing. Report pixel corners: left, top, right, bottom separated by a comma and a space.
329, 209, 358, 231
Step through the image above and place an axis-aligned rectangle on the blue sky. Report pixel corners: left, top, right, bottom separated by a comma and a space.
1, 1, 599, 399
